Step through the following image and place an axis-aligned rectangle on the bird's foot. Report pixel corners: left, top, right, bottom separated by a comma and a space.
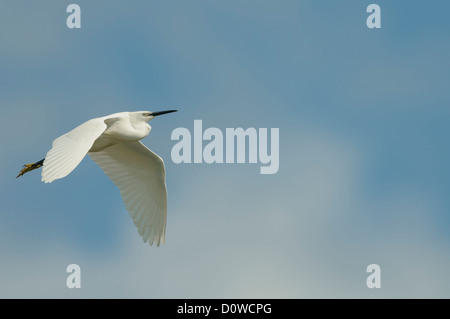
16, 162, 43, 178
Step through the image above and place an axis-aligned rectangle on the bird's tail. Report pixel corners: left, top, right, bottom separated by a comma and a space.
17, 159, 45, 178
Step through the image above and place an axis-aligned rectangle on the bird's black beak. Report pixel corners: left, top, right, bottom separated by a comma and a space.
151, 110, 178, 117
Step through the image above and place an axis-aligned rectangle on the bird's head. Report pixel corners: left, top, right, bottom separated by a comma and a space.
139, 110, 178, 122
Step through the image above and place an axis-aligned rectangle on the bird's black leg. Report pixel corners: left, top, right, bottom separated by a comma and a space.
17, 158, 45, 178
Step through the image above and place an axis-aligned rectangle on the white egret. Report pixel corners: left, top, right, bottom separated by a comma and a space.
17, 110, 177, 247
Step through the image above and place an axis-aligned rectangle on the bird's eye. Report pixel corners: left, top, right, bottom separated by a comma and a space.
142, 112, 151, 117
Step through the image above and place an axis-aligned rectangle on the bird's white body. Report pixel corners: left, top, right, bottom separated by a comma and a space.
89, 112, 152, 151
40, 111, 176, 247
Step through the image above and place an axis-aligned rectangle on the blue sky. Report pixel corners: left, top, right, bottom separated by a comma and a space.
1, 0, 450, 298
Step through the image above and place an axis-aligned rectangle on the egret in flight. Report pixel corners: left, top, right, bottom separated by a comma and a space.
17, 110, 177, 247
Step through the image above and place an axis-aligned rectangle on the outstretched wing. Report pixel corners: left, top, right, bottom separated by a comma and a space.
88, 141, 167, 247
42, 118, 107, 183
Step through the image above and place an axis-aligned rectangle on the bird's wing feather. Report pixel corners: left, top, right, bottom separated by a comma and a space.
42, 118, 108, 183
88, 141, 167, 247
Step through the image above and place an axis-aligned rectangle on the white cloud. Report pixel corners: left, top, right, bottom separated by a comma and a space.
1, 125, 448, 298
